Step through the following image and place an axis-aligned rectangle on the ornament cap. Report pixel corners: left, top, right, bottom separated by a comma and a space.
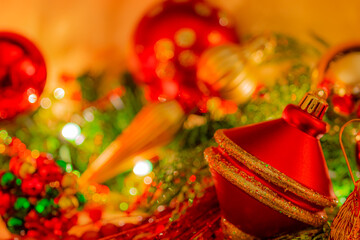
298, 90, 328, 119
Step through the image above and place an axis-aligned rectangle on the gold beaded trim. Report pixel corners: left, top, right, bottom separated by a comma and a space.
205, 147, 327, 227
214, 129, 338, 208
221, 217, 260, 240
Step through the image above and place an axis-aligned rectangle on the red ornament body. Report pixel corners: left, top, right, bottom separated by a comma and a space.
0, 191, 11, 215
21, 177, 44, 196
38, 164, 63, 183
131, 0, 238, 112
205, 91, 337, 238
100, 223, 118, 237
0, 32, 46, 120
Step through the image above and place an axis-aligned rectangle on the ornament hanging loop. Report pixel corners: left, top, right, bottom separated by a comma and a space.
339, 119, 360, 186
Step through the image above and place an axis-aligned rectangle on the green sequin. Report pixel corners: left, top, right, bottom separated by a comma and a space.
7, 217, 23, 227
14, 197, 30, 211
1, 172, 15, 186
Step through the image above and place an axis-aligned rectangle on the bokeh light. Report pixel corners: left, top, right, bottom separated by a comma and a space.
119, 202, 128, 211
40, 98, 52, 109
62, 123, 81, 140
144, 176, 152, 185
54, 88, 65, 99
28, 94, 37, 103
129, 187, 138, 196
133, 160, 153, 176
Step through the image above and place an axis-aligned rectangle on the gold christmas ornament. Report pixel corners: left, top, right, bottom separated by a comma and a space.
197, 44, 257, 105
197, 34, 301, 105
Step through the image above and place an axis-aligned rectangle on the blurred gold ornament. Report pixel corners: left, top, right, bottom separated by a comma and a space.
62, 173, 78, 188
59, 195, 79, 211
19, 162, 36, 179
79, 100, 185, 185
197, 35, 282, 104
197, 44, 257, 104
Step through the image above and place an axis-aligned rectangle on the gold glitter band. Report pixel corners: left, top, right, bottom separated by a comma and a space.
205, 147, 327, 227
221, 217, 259, 240
214, 129, 338, 208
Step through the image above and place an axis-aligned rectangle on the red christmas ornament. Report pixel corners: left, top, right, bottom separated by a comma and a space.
63, 235, 79, 240
21, 176, 44, 196
36, 155, 53, 168
205, 90, 338, 239
81, 231, 100, 240
131, 0, 238, 112
331, 93, 355, 116
9, 156, 22, 176
26, 229, 41, 239
25, 210, 39, 222
38, 164, 63, 183
0, 32, 46, 120
100, 223, 118, 237
42, 234, 60, 240
0, 191, 11, 215
87, 207, 103, 222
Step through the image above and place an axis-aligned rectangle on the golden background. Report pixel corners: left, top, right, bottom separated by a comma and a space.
1, 0, 359, 90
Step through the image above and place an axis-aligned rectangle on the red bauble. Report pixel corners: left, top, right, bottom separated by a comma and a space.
9, 156, 22, 176
81, 231, 100, 240
26, 230, 41, 239
63, 235, 79, 240
87, 208, 103, 222
42, 234, 60, 240
36, 155, 53, 168
100, 223, 118, 237
21, 176, 44, 196
38, 164, 63, 183
132, 0, 238, 112
0, 191, 11, 215
0, 32, 46, 120
25, 210, 39, 222
331, 94, 355, 116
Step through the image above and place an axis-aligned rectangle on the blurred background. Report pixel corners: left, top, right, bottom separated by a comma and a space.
1, 0, 360, 92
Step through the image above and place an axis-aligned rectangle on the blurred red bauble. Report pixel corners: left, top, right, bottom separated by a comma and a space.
38, 164, 63, 183
21, 176, 44, 196
100, 223, 118, 237
63, 235, 78, 240
0, 191, 11, 215
81, 231, 100, 240
0, 32, 46, 120
87, 207, 103, 222
331, 93, 355, 116
25, 230, 41, 239
131, 0, 239, 112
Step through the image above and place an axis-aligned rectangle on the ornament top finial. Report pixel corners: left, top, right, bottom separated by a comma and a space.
298, 90, 328, 119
